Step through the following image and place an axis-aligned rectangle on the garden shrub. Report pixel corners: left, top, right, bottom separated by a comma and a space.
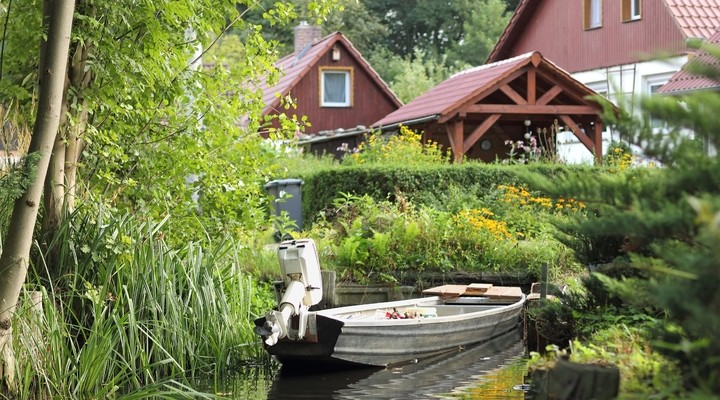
315, 191, 578, 284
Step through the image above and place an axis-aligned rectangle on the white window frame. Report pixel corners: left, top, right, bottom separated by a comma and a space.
320, 67, 352, 108
646, 74, 673, 131
630, 0, 641, 20
622, 0, 642, 21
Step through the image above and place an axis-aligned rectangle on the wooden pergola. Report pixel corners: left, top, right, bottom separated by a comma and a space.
374, 52, 611, 163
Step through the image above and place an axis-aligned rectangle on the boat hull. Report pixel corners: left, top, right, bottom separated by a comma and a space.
256, 295, 526, 368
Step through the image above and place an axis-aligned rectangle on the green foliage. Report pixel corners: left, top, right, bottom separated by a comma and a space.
529, 324, 684, 399
9, 205, 271, 398
1, 0, 342, 248
0, 153, 38, 204
341, 126, 451, 166
446, 0, 512, 67
236, 0, 516, 98
314, 192, 574, 283
320, 0, 387, 56
362, 0, 478, 59
520, 43, 720, 395
237, 0, 345, 54
300, 161, 584, 226
367, 48, 454, 103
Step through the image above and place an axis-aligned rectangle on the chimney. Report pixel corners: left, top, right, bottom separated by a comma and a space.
294, 21, 322, 54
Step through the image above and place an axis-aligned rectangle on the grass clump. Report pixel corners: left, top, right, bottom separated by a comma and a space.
8, 206, 272, 398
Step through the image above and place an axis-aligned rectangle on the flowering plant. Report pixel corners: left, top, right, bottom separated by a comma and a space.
505, 135, 542, 163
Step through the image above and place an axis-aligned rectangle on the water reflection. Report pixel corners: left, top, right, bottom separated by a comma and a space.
265, 328, 527, 400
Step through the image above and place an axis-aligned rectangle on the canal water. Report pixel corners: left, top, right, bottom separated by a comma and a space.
219, 329, 528, 399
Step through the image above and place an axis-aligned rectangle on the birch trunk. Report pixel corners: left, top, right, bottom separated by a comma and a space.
0, 0, 75, 388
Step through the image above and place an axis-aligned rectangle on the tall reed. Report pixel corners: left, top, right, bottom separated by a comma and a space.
7, 206, 270, 398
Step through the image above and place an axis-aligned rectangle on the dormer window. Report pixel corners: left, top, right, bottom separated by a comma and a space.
584, 0, 602, 30
320, 67, 353, 107
622, 0, 641, 22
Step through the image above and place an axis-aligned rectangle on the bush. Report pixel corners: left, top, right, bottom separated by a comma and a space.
312, 191, 578, 284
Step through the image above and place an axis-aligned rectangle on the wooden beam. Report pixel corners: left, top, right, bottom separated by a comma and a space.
527, 69, 536, 105
500, 85, 527, 105
463, 104, 598, 114
463, 114, 501, 154
438, 68, 530, 123
530, 52, 542, 67
446, 120, 465, 163
537, 85, 563, 105
559, 115, 595, 153
594, 118, 604, 164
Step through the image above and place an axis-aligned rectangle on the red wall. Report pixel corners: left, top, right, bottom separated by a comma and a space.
289, 43, 399, 134
505, 0, 687, 73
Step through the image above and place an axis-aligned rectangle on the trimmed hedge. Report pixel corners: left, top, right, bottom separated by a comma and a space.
295, 162, 594, 225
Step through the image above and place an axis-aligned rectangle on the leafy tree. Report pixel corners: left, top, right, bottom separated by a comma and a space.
525, 42, 720, 395
363, 0, 471, 59
447, 0, 512, 67
505, 0, 522, 11
321, 0, 387, 56
0, 0, 75, 387
1, 0, 341, 265
236, 0, 382, 56
367, 48, 452, 103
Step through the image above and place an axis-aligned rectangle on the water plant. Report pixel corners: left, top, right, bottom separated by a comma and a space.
6, 206, 270, 398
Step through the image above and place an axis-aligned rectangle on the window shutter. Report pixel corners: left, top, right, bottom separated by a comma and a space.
622, 0, 630, 21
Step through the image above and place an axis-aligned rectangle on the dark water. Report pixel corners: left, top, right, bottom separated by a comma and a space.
220, 329, 528, 399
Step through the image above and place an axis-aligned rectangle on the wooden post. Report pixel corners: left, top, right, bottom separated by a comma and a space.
320, 270, 336, 310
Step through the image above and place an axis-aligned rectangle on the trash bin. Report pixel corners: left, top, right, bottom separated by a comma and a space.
264, 179, 304, 236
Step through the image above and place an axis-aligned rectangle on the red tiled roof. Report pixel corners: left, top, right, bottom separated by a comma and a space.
665, 0, 720, 38
374, 53, 536, 127
659, 28, 720, 94
258, 32, 401, 116
488, 0, 720, 63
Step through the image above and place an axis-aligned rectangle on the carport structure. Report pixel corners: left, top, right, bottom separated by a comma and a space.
374, 52, 610, 163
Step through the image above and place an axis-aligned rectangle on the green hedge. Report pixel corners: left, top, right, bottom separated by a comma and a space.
296, 162, 594, 225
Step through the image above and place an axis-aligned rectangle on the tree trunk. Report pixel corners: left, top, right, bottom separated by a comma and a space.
43, 25, 93, 279
44, 39, 93, 225
0, 0, 75, 389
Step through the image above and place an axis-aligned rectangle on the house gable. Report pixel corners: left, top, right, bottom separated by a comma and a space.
259, 32, 401, 137
488, 0, 720, 73
375, 52, 610, 163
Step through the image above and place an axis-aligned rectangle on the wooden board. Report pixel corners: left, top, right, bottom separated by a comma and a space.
421, 284, 467, 298
484, 286, 523, 300
466, 283, 492, 294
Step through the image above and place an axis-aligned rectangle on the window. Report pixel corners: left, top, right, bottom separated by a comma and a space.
622, 0, 641, 21
584, 0, 602, 29
320, 67, 352, 107
646, 75, 671, 130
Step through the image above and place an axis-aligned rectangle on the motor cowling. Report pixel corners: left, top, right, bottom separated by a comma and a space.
258, 239, 323, 346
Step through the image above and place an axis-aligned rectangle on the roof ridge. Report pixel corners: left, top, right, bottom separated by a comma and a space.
450, 52, 535, 79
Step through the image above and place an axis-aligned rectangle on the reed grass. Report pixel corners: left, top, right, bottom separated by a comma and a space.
5, 205, 272, 399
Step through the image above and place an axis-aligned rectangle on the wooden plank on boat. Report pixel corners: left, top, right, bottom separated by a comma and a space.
466, 283, 492, 295
527, 293, 556, 301
484, 286, 523, 300
422, 284, 467, 298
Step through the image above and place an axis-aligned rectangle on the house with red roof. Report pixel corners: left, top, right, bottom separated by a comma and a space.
374, 52, 609, 163
487, 0, 720, 162
257, 23, 402, 157
659, 28, 720, 156
660, 29, 720, 95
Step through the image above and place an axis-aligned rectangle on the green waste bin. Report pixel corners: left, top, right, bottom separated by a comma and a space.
264, 179, 304, 237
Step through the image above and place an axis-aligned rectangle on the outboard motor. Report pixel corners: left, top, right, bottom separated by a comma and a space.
257, 239, 323, 346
